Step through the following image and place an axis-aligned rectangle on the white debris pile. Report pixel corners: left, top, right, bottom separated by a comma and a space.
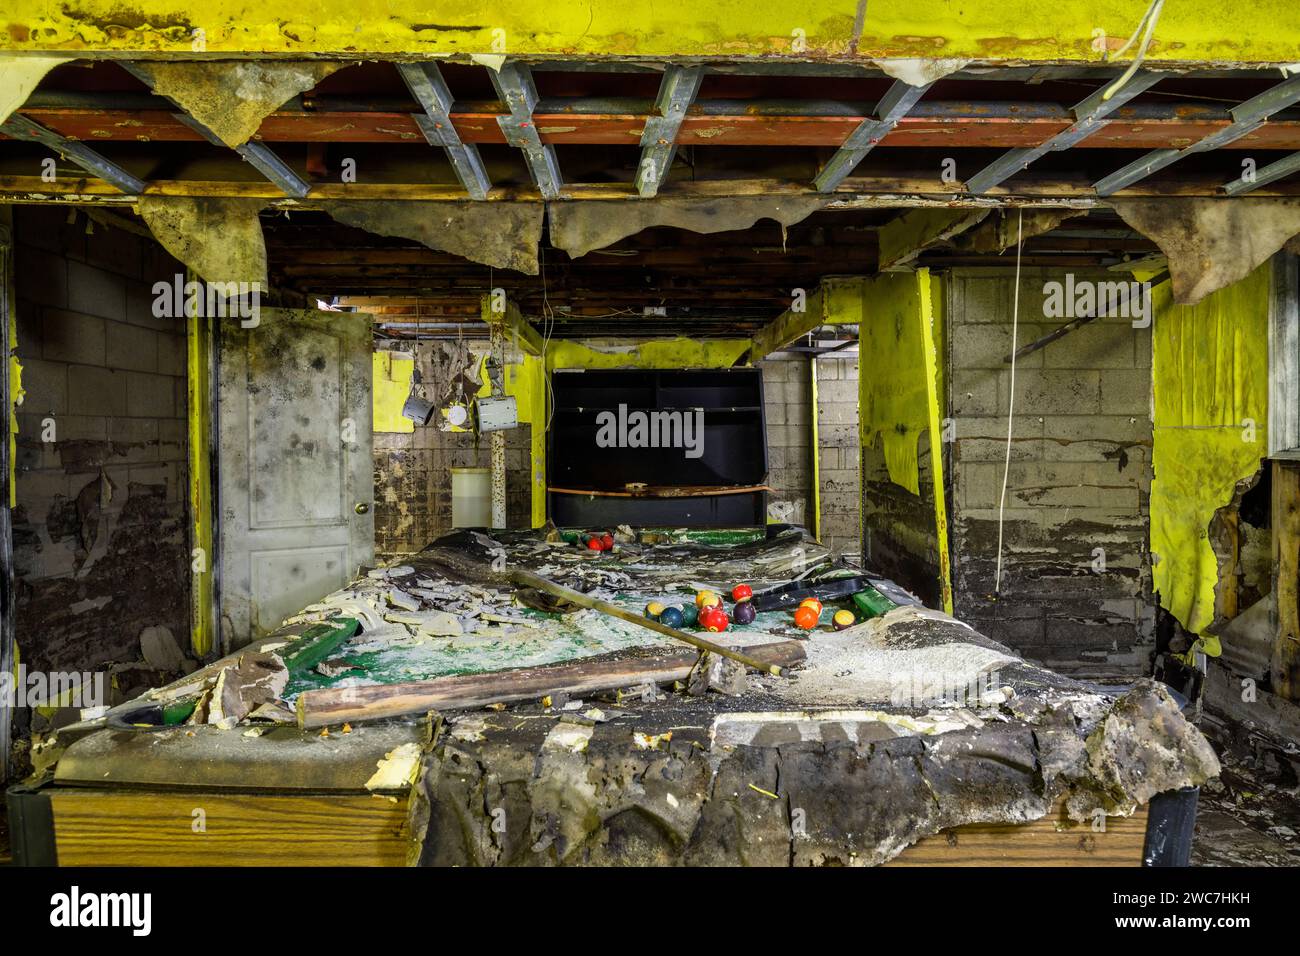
282, 564, 534, 643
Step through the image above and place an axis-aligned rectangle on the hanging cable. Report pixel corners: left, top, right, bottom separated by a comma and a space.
993, 208, 1024, 597
1102, 0, 1165, 101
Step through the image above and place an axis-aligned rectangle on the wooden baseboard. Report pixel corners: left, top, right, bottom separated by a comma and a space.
44, 788, 1147, 867
888, 804, 1149, 867
48, 790, 410, 867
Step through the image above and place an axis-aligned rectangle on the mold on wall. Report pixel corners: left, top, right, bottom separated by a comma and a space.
10, 205, 192, 687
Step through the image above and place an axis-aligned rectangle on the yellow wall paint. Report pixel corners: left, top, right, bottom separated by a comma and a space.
546, 338, 751, 371
373, 350, 414, 434
1150, 264, 1270, 648
858, 273, 933, 496
855, 270, 952, 612
2, 1, 1297, 64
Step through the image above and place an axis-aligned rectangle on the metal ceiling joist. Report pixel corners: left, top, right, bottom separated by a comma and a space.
490, 62, 562, 200
1095, 76, 1300, 197
813, 80, 930, 193
396, 61, 491, 201
0, 113, 144, 194
174, 114, 311, 199
965, 71, 1164, 195
120, 62, 311, 199
1226, 151, 1300, 196
634, 65, 704, 198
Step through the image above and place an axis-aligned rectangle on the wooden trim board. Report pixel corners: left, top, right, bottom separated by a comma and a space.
48, 790, 410, 867
887, 803, 1149, 867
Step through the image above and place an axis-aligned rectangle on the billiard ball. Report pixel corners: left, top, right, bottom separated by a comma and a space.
659, 606, 685, 629
793, 605, 819, 630
731, 584, 753, 603
832, 609, 856, 630
645, 601, 666, 619
701, 607, 729, 632
733, 601, 757, 626
695, 590, 721, 610
799, 597, 823, 616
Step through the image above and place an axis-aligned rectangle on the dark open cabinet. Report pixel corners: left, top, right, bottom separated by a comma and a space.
547, 368, 768, 527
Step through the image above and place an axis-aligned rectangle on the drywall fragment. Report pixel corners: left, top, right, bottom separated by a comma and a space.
470, 53, 506, 72
138, 196, 268, 287
208, 651, 289, 725
366, 742, 424, 791
128, 60, 348, 148
323, 200, 543, 274
0, 56, 71, 125
543, 722, 593, 754
872, 58, 970, 86
138, 625, 185, 672
1110, 198, 1300, 304
549, 195, 830, 258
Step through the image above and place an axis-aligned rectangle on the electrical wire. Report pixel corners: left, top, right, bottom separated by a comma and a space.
1102, 0, 1165, 102
993, 208, 1024, 596
538, 247, 557, 431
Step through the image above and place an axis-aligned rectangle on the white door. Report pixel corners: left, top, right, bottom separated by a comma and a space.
218, 307, 373, 648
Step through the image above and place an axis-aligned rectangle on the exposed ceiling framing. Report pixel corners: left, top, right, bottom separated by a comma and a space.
0, 57, 1289, 339
4, 60, 1300, 208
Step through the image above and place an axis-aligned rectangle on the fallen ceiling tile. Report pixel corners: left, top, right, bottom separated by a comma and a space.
138, 196, 268, 286
549, 195, 831, 259
128, 60, 349, 148
1110, 198, 1300, 305
0, 55, 71, 126
871, 58, 971, 86
323, 201, 543, 274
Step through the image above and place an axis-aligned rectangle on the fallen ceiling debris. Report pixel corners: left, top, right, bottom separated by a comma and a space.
126, 60, 350, 148
549, 196, 831, 259
0, 55, 70, 126
1111, 197, 1300, 304
324, 200, 544, 274
138, 196, 269, 286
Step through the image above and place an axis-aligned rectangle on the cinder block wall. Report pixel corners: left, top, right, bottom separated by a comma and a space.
759, 354, 859, 554
815, 354, 860, 558
11, 206, 191, 676
947, 267, 1154, 678
373, 339, 531, 558
759, 356, 812, 528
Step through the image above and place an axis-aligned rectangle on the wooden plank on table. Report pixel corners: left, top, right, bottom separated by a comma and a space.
49, 791, 409, 866
297, 640, 806, 728
887, 803, 1149, 867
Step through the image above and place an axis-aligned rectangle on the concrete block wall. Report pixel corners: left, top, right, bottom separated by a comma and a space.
815, 354, 861, 558
758, 354, 859, 554
373, 339, 532, 558
758, 356, 812, 529
947, 267, 1154, 678
11, 205, 191, 676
